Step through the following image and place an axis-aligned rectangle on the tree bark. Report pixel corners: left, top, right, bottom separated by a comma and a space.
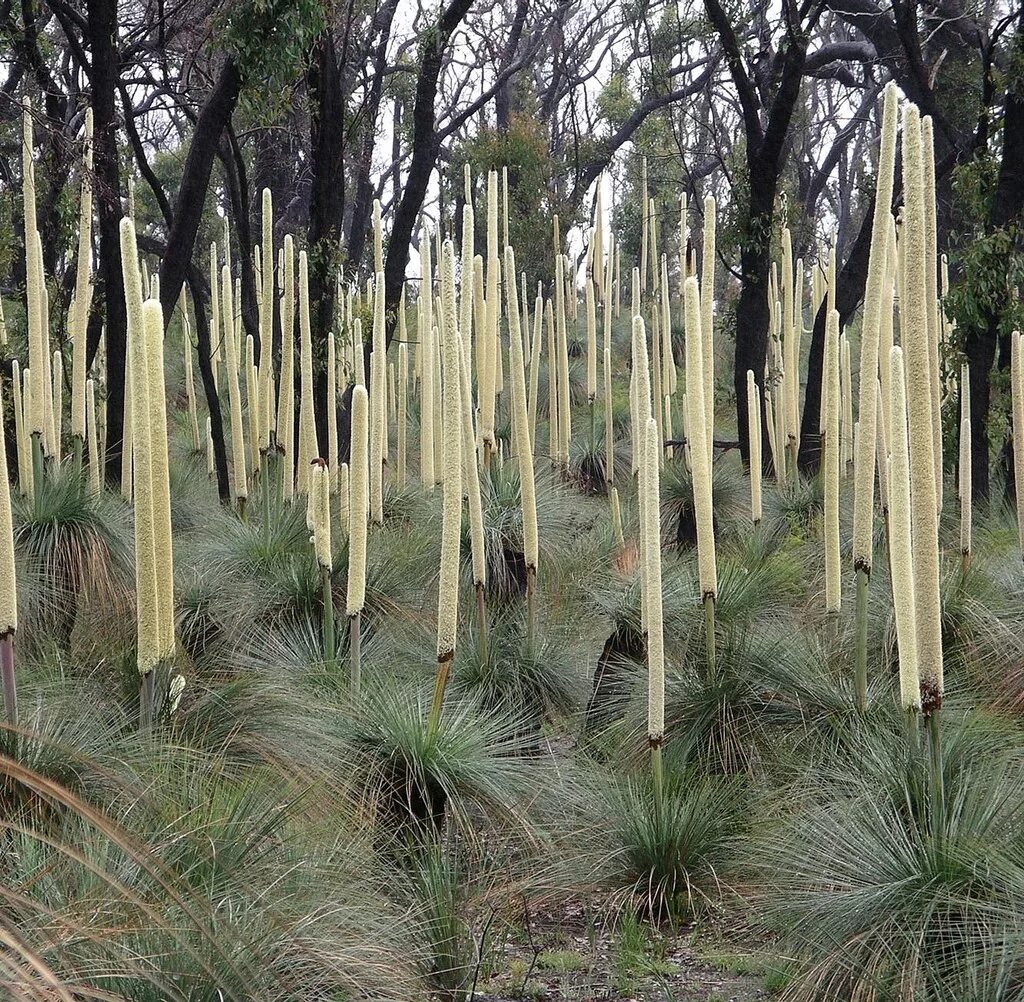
966, 10, 1024, 501
85, 0, 127, 487
306, 30, 347, 458
158, 56, 242, 329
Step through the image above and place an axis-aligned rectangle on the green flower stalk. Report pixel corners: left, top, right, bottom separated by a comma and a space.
824, 310, 841, 616
278, 235, 296, 501
297, 251, 317, 495
641, 416, 665, 801
902, 103, 944, 722
429, 241, 463, 735
888, 346, 920, 713
370, 273, 386, 524
746, 370, 762, 524
87, 378, 101, 496
0, 374, 18, 722
347, 385, 369, 697
685, 276, 717, 677
528, 288, 543, 449
222, 263, 248, 510
70, 108, 94, 475
506, 245, 539, 653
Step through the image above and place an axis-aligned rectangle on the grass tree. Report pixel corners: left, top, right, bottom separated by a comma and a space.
347, 386, 369, 697
0, 375, 17, 722
684, 276, 718, 678
428, 240, 463, 736
851, 81, 898, 714
902, 104, 945, 800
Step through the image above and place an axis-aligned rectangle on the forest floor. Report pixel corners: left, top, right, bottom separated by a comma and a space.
476, 900, 773, 1001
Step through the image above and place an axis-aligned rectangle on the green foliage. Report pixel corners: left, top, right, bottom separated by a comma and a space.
452, 116, 577, 288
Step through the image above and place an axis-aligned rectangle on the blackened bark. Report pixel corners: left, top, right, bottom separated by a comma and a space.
85, 0, 127, 487
797, 194, 877, 474
705, 0, 812, 471
382, 0, 475, 331
188, 265, 231, 503
158, 56, 242, 328
307, 31, 347, 457
220, 125, 260, 358
343, 0, 401, 273
966, 10, 1024, 502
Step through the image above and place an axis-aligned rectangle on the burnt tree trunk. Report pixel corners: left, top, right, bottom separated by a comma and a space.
85, 0, 127, 487
158, 56, 242, 328
306, 31, 347, 459
964, 11, 1024, 502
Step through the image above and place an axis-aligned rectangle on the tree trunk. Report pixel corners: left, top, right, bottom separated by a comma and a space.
158, 56, 242, 328
967, 10, 1024, 502
733, 159, 776, 473
306, 31, 347, 458
797, 193, 877, 474
85, 0, 127, 487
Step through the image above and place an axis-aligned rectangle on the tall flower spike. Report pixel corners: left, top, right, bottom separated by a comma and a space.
370, 274, 386, 523
824, 310, 841, 614
70, 108, 94, 446
852, 82, 899, 576
346, 386, 369, 617
888, 346, 920, 710
505, 246, 538, 575
222, 264, 248, 501
902, 103, 943, 715
311, 462, 332, 570
123, 222, 159, 676
297, 250, 317, 492
0, 376, 17, 636
1012, 331, 1024, 554
436, 241, 463, 664
278, 235, 296, 500
87, 378, 101, 495
642, 417, 664, 748
143, 299, 175, 659
700, 196, 716, 455
684, 276, 717, 602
